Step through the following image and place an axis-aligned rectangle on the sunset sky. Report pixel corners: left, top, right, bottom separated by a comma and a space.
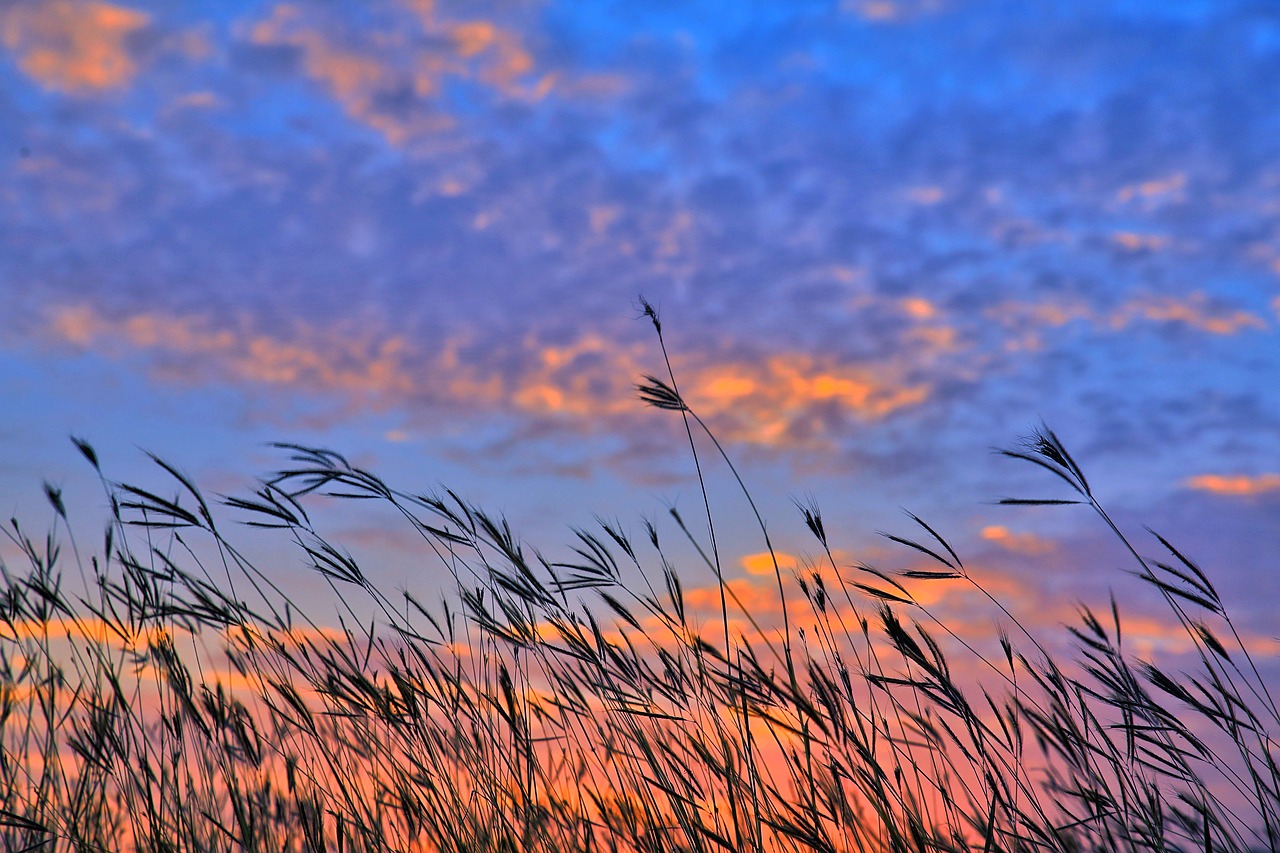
2, 0, 1278, 654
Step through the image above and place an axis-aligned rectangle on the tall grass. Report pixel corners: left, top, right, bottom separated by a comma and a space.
2, 303, 1276, 851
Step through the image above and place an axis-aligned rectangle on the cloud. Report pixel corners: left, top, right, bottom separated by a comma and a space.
682, 576, 787, 618
842, 0, 948, 23
224, 622, 354, 652
665, 556, 1054, 658
244, 2, 563, 145
988, 292, 1269, 345
1184, 473, 1280, 497
1, 0, 149, 93
1109, 293, 1268, 336
1110, 232, 1171, 253
740, 551, 799, 577
47, 303, 417, 403
898, 296, 939, 319
448, 21, 536, 90
1100, 614, 1280, 660
1114, 173, 1187, 208
683, 354, 931, 445
246, 4, 446, 144
41, 301, 936, 454
2, 616, 157, 645
980, 525, 1056, 556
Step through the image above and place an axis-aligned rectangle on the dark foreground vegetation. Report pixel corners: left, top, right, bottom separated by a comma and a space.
2, 305, 1277, 852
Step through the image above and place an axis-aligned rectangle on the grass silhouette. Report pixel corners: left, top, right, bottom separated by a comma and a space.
2, 302, 1276, 851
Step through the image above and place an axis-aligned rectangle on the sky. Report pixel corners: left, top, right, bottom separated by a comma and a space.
1, 0, 1278, 660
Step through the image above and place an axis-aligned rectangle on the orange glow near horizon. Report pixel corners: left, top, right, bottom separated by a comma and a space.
5, 537, 1277, 852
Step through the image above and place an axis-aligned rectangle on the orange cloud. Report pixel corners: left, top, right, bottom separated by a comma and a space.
449, 21, 535, 90
989, 292, 1266, 343
167, 90, 221, 110
899, 296, 938, 319
1111, 232, 1170, 252
44, 301, 932, 450
1185, 473, 1280, 497
681, 354, 931, 446
986, 299, 1092, 331
890, 561, 1031, 611
247, 3, 558, 145
0, 0, 148, 93
445, 329, 934, 443
589, 205, 621, 235
904, 186, 944, 205
842, 0, 946, 22
224, 622, 354, 651
740, 551, 799, 577
1111, 293, 1266, 335
2, 616, 165, 645
683, 577, 787, 618
248, 4, 444, 145
1115, 172, 1186, 207
1108, 614, 1280, 659
48, 303, 416, 403
980, 525, 1055, 556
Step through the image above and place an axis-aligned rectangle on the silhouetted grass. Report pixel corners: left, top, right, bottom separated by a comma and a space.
2, 303, 1276, 851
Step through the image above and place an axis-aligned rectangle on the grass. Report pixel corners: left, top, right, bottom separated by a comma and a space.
1, 301, 1276, 851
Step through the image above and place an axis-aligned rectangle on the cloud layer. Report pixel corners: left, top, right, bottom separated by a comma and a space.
2, 0, 1278, 641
